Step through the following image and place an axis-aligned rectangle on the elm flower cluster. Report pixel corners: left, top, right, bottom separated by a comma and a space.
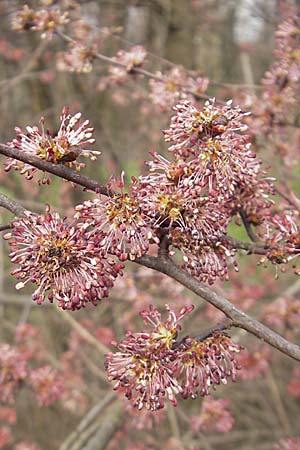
174, 332, 242, 398
250, 10, 300, 166
98, 45, 147, 87
263, 211, 300, 274
0, 344, 27, 404
4, 207, 124, 310
149, 67, 209, 111
113, 45, 147, 72
29, 365, 64, 406
191, 398, 234, 433
135, 99, 273, 282
57, 43, 97, 73
76, 172, 157, 261
138, 149, 234, 283
274, 436, 300, 450
5, 107, 99, 182
12, 4, 69, 38
170, 230, 237, 284
105, 305, 243, 411
163, 99, 259, 196
139, 152, 230, 233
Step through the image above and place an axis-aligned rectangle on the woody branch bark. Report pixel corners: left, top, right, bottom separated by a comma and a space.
0, 144, 109, 195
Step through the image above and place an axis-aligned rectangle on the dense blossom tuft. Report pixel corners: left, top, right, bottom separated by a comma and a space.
170, 229, 237, 284
149, 67, 209, 111
5, 107, 99, 183
0, 344, 27, 404
191, 397, 234, 433
12, 4, 69, 38
57, 43, 96, 73
105, 305, 242, 411
163, 99, 259, 196
76, 172, 157, 260
29, 365, 64, 406
105, 304, 192, 411
4, 207, 123, 310
174, 332, 242, 398
274, 436, 300, 450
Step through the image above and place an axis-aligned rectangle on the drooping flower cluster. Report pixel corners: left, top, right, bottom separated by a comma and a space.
57, 42, 97, 73
163, 99, 259, 196
274, 436, 300, 450
29, 365, 64, 406
105, 305, 243, 411
4, 206, 124, 310
12, 4, 69, 38
5, 107, 99, 183
149, 67, 209, 111
190, 397, 234, 433
113, 45, 147, 73
262, 211, 300, 274
133, 98, 274, 282
249, 9, 300, 167
76, 172, 157, 260
97, 45, 147, 88
0, 344, 27, 404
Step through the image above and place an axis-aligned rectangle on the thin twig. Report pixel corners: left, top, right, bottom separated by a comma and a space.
58, 392, 116, 450
55, 30, 226, 105
239, 208, 258, 242
0, 223, 13, 231
0, 192, 26, 217
55, 306, 110, 354
193, 319, 233, 341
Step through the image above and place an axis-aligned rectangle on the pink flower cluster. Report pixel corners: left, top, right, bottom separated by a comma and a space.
4, 206, 124, 310
29, 365, 64, 407
76, 172, 157, 261
105, 305, 243, 411
149, 67, 209, 111
0, 344, 27, 404
5, 107, 99, 183
275, 436, 300, 450
133, 99, 271, 282
250, 9, 300, 166
97, 45, 147, 88
57, 42, 97, 73
191, 397, 234, 433
262, 211, 300, 274
12, 4, 69, 38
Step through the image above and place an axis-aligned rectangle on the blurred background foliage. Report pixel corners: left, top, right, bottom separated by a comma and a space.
1, 1, 300, 449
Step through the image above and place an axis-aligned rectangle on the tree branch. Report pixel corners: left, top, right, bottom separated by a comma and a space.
0, 222, 13, 232
0, 192, 26, 217
55, 30, 226, 105
0, 144, 108, 195
136, 254, 300, 362
225, 235, 272, 255
239, 208, 258, 242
